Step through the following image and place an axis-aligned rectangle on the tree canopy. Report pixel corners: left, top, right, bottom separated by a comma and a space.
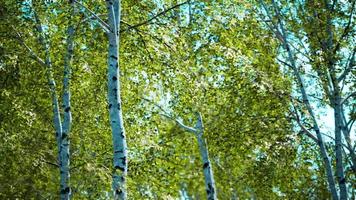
0, 0, 354, 199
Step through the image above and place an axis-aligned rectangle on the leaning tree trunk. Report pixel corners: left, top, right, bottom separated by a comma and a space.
195, 114, 217, 200
106, 0, 128, 199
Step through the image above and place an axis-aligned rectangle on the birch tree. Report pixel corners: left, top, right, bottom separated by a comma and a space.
105, 0, 128, 199
258, 0, 355, 199
7, 1, 76, 198
145, 99, 217, 200
168, 112, 218, 200
59, 1, 75, 199
34, 2, 75, 199
72, 0, 128, 197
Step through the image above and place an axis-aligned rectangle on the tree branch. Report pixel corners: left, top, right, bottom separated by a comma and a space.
292, 103, 319, 143
277, 58, 293, 68
120, 1, 190, 33
142, 98, 197, 133
341, 91, 356, 105
121, 20, 174, 50
333, 0, 355, 54
338, 49, 355, 83
12, 26, 46, 66
40, 158, 59, 167
74, 0, 110, 32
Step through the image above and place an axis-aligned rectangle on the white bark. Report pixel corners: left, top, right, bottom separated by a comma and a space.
106, 1, 127, 199
59, 1, 75, 199
195, 113, 217, 200
32, 4, 74, 198
33, 10, 63, 153
333, 93, 348, 200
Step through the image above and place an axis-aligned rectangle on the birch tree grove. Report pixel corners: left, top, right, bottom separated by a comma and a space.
1, 0, 355, 199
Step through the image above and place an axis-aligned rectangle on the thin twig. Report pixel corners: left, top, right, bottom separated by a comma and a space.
142, 98, 197, 133
338, 49, 355, 83
120, 1, 190, 33
74, 0, 110, 32
341, 91, 356, 105
11, 26, 46, 66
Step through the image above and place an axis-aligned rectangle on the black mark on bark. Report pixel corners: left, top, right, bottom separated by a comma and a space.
203, 162, 209, 169
64, 107, 70, 112
115, 165, 125, 171
60, 187, 71, 194
110, 55, 118, 60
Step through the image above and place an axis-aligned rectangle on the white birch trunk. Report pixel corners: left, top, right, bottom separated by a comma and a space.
59, 1, 75, 199
195, 114, 217, 200
33, 10, 68, 198
170, 111, 217, 200
106, 1, 128, 199
197, 135, 217, 200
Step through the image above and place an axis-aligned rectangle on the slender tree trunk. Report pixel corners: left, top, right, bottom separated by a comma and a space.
341, 112, 356, 174
33, 9, 69, 198
288, 50, 338, 200
324, 0, 348, 196
334, 93, 348, 200
160, 110, 218, 199
106, 1, 128, 199
196, 134, 217, 200
330, 69, 348, 199
59, 1, 75, 199
282, 30, 340, 200
195, 113, 217, 200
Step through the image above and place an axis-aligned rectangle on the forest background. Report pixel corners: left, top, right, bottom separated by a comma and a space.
0, 0, 355, 199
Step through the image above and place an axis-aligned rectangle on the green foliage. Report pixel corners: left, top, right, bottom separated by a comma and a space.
0, 0, 343, 199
